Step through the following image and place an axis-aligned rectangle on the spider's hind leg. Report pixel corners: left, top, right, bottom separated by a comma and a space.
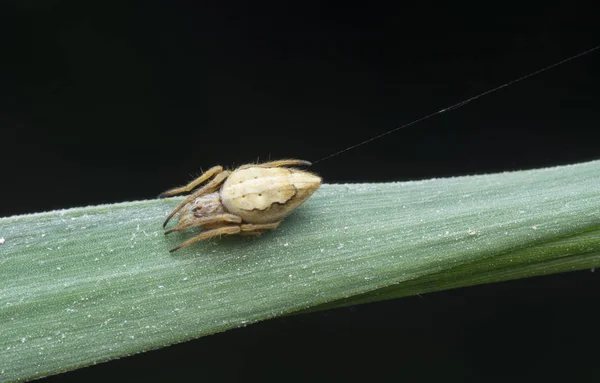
239, 159, 311, 170
169, 225, 241, 253
240, 222, 281, 233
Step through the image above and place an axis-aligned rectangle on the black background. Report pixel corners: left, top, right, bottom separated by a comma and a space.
1, 1, 599, 381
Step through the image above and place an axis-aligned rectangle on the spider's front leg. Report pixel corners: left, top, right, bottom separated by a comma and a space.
165, 214, 242, 235
169, 225, 241, 253
159, 166, 223, 198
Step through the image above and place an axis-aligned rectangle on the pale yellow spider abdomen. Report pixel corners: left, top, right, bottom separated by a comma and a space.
221, 166, 322, 224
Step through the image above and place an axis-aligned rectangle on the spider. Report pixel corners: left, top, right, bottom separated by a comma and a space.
160, 159, 322, 252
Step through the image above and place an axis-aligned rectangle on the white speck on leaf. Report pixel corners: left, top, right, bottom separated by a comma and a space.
0, 238, 5, 245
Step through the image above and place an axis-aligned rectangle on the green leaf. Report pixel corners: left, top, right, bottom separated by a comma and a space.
1, 160, 599, 382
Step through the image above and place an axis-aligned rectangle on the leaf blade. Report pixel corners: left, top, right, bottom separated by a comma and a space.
1, 159, 599, 381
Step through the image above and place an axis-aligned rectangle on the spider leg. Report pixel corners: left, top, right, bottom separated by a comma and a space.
239, 231, 265, 236
238, 159, 311, 169
169, 225, 241, 253
162, 170, 231, 228
159, 166, 223, 198
177, 200, 195, 219
240, 222, 281, 232
165, 214, 242, 235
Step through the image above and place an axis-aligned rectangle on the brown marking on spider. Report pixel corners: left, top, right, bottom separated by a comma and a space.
160, 159, 321, 253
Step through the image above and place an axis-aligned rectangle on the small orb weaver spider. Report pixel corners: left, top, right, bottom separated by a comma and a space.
160, 159, 322, 252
